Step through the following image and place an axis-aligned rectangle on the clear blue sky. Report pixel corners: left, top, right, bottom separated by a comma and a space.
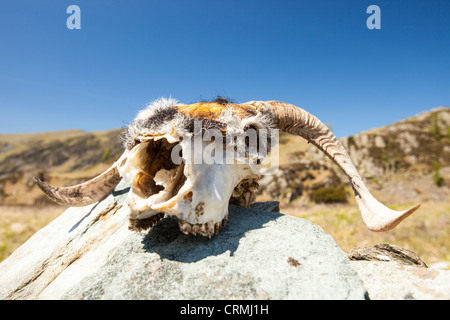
0, 0, 449, 137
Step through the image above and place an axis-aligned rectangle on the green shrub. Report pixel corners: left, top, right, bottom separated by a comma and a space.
347, 136, 356, 148
101, 148, 110, 161
311, 186, 347, 203
430, 112, 442, 141
433, 161, 444, 187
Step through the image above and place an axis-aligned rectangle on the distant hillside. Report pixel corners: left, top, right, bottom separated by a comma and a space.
0, 107, 449, 207
0, 129, 123, 206
340, 107, 450, 179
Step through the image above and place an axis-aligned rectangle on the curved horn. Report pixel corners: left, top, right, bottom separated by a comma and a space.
245, 100, 420, 232
34, 164, 122, 207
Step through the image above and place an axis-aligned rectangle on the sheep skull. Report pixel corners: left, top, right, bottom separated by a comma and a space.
117, 127, 261, 237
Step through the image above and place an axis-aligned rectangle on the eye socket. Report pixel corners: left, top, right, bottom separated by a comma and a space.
134, 171, 163, 197
130, 138, 182, 198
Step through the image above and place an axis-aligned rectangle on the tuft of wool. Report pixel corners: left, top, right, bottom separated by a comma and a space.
122, 97, 180, 148
122, 97, 278, 157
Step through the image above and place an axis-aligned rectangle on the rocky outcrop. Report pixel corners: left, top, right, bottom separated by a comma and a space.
352, 261, 450, 300
347, 243, 450, 300
258, 160, 345, 203
339, 107, 450, 180
306, 107, 450, 181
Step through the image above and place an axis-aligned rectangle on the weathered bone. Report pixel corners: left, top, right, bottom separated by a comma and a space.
118, 133, 260, 237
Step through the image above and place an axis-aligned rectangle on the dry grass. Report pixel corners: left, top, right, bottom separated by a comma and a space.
277, 134, 310, 166
0, 205, 64, 261
280, 200, 450, 265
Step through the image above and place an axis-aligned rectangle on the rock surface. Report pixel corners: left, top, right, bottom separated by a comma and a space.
352, 261, 450, 300
0, 180, 368, 300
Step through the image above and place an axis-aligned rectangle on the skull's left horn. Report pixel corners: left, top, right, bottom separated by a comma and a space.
244, 100, 420, 232
34, 163, 122, 207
